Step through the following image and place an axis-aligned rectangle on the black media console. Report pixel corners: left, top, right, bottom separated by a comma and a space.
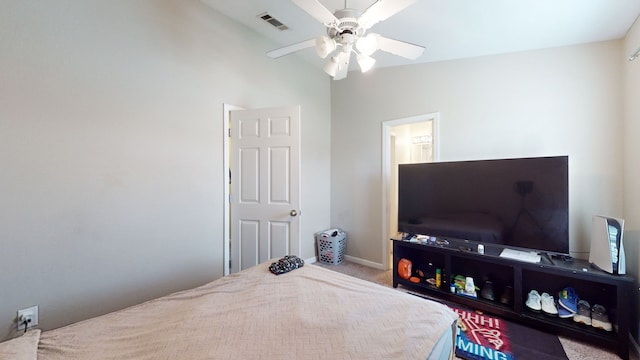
392, 237, 634, 360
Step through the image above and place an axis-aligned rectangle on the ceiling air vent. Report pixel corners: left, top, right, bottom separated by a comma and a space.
258, 12, 289, 31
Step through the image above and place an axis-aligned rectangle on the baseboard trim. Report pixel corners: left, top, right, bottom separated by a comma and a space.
308, 255, 386, 270
344, 255, 386, 270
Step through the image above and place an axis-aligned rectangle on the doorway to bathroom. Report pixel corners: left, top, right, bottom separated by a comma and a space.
382, 113, 439, 269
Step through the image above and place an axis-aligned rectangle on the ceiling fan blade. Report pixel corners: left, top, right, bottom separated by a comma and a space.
359, 0, 416, 29
376, 36, 425, 60
291, 0, 338, 25
267, 39, 316, 59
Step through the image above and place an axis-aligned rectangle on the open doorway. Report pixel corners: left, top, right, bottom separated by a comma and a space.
381, 113, 439, 269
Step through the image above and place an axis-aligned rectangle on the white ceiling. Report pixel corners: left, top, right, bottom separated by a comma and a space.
202, 0, 640, 72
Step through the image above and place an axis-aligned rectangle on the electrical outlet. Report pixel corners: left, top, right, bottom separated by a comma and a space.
17, 305, 38, 331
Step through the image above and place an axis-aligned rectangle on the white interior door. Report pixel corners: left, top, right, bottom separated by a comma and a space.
229, 106, 301, 273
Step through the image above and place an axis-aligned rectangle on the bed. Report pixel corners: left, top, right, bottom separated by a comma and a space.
0, 259, 458, 360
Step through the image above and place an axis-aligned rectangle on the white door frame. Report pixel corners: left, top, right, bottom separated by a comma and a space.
223, 104, 302, 275
223, 104, 243, 276
381, 113, 440, 270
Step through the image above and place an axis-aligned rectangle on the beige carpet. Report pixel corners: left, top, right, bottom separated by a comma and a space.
314, 260, 628, 360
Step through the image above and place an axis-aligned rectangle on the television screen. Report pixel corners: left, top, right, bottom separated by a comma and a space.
397, 156, 569, 255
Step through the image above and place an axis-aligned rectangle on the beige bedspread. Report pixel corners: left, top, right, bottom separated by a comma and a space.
37, 261, 458, 359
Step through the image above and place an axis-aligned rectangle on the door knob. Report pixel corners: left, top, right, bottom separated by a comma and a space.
290, 210, 298, 217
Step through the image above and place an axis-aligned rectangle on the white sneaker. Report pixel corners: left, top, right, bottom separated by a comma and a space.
540, 292, 558, 316
526, 290, 541, 312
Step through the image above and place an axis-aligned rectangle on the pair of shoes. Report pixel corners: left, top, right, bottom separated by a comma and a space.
573, 300, 592, 325
481, 281, 495, 301
525, 290, 558, 316
591, 304, 613, 331
558, 287, 578, 314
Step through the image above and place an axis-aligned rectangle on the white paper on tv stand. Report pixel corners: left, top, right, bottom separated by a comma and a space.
499, 248, 541, 263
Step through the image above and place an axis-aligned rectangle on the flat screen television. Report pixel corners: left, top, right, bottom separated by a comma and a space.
397, 156, 569, 255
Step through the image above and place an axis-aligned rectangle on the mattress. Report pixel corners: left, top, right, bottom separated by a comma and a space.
2, 261, 458, 360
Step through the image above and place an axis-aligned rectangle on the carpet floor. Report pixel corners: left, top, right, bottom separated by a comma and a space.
314, 260, 629, 360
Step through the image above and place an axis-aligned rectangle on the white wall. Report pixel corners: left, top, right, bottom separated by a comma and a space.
331, 41, 624, 265
623, 17, 640, 339
0, 0, 331, 341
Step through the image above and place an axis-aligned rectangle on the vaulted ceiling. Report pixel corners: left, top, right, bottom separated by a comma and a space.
202, 0, 640, 72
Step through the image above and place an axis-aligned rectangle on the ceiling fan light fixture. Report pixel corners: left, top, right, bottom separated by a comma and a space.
315, 35, 336, 59
323, 56, 340, 77
357, 53, 376, 73
356, 33, 378, 56
267, 0, 424, 80
337, 48, 351, 66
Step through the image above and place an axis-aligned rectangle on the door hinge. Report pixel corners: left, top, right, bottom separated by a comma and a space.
228, 128, 231, 137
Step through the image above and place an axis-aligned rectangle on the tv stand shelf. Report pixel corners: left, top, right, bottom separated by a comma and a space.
392, 238, 634, 360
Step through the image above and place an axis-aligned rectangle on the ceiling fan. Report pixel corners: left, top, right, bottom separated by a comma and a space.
267, 0, 425, 80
